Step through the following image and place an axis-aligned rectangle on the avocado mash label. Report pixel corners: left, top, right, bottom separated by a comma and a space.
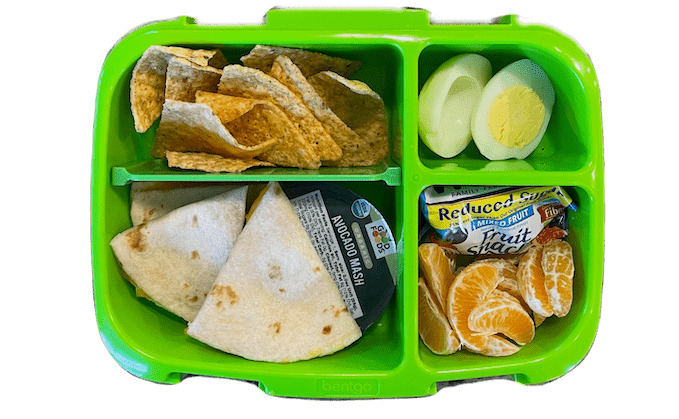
286, 183, 397, 332
289, 189, 364, 320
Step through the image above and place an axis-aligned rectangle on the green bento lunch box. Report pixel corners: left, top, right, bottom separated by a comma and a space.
91, 8, 604, 398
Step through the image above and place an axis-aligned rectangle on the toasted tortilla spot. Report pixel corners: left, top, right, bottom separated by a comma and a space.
166, 151, 275, 173
279, 288, 286, 293
270, 322, 282, 334
191, 250, 200, 260
211, 284, 240, 305
187, 295, 199, 303
268, 265, 282, 280
125, 226, 147, 252
322, 325, 332, 335
240, 45, 361, 78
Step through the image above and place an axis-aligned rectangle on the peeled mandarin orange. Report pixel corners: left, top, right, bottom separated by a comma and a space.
447, 260, 519, 356
418, 243, 455, 311
492, 259, 533, 315
517, 245, 554, 318
418, 277, 461, 355
542, 240, 575, 317
469, 289, 535, 346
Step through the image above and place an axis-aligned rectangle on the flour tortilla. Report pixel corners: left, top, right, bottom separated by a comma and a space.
151, 100, 277, 159
269, 55, 365, 165
308, 71, 389, 166
240, 45, 362, 78
110, 186, 248, 322
195, 91, 319, 169
217, 65, 341, 162
187, 182, 361, 362
130, 46, 227, 133
130, 182, 237, 226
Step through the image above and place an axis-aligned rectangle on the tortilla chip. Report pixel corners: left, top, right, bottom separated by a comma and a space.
110, 186, 247, 322
195, 91, 320, 169
151, 100, 277, 159
130, 46, 227, 133
166, 151, 274, 173
270, 55, 366, 165
165, 57, 222, 102
187, 182, 362, 362
241, 44, 361, 78
161, 46, 228, 68
308, 71, 389, 166
217, 65, 342, 162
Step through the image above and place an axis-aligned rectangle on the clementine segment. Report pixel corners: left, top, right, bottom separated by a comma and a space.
447, 260, 520, 356
517, 245, 554, 318
418, 277, 461, 355
493, 259, 533, 315
469, 289, 535, 345
542, 240, 575, 317
418, 243, 456, 311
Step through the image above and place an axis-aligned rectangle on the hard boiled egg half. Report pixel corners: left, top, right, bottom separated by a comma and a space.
471, 59, 555, 160
419, 54, 492, 158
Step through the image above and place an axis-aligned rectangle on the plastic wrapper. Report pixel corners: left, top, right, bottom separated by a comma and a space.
419, 186, 576, 255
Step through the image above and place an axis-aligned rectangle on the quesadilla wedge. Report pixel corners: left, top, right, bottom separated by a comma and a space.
130, 45, 227, 133
187, 182, 361, 363
130, 181, 237, 226
110, 186, 248, 322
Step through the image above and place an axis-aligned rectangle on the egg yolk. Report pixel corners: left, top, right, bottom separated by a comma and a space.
488, 86, 545, 148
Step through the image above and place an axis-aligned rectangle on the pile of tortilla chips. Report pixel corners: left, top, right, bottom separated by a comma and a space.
130, 45, 389, 172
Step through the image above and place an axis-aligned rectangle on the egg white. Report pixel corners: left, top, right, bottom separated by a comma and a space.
471, 59, 555, 160
419, 54, 492, 158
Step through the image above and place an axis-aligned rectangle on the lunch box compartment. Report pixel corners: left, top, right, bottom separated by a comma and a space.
103, 34, 405, 186
93, 9, 603, 398
417, 44, 593, 172
414, 185, 601, 385
99, 181, 405, 385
